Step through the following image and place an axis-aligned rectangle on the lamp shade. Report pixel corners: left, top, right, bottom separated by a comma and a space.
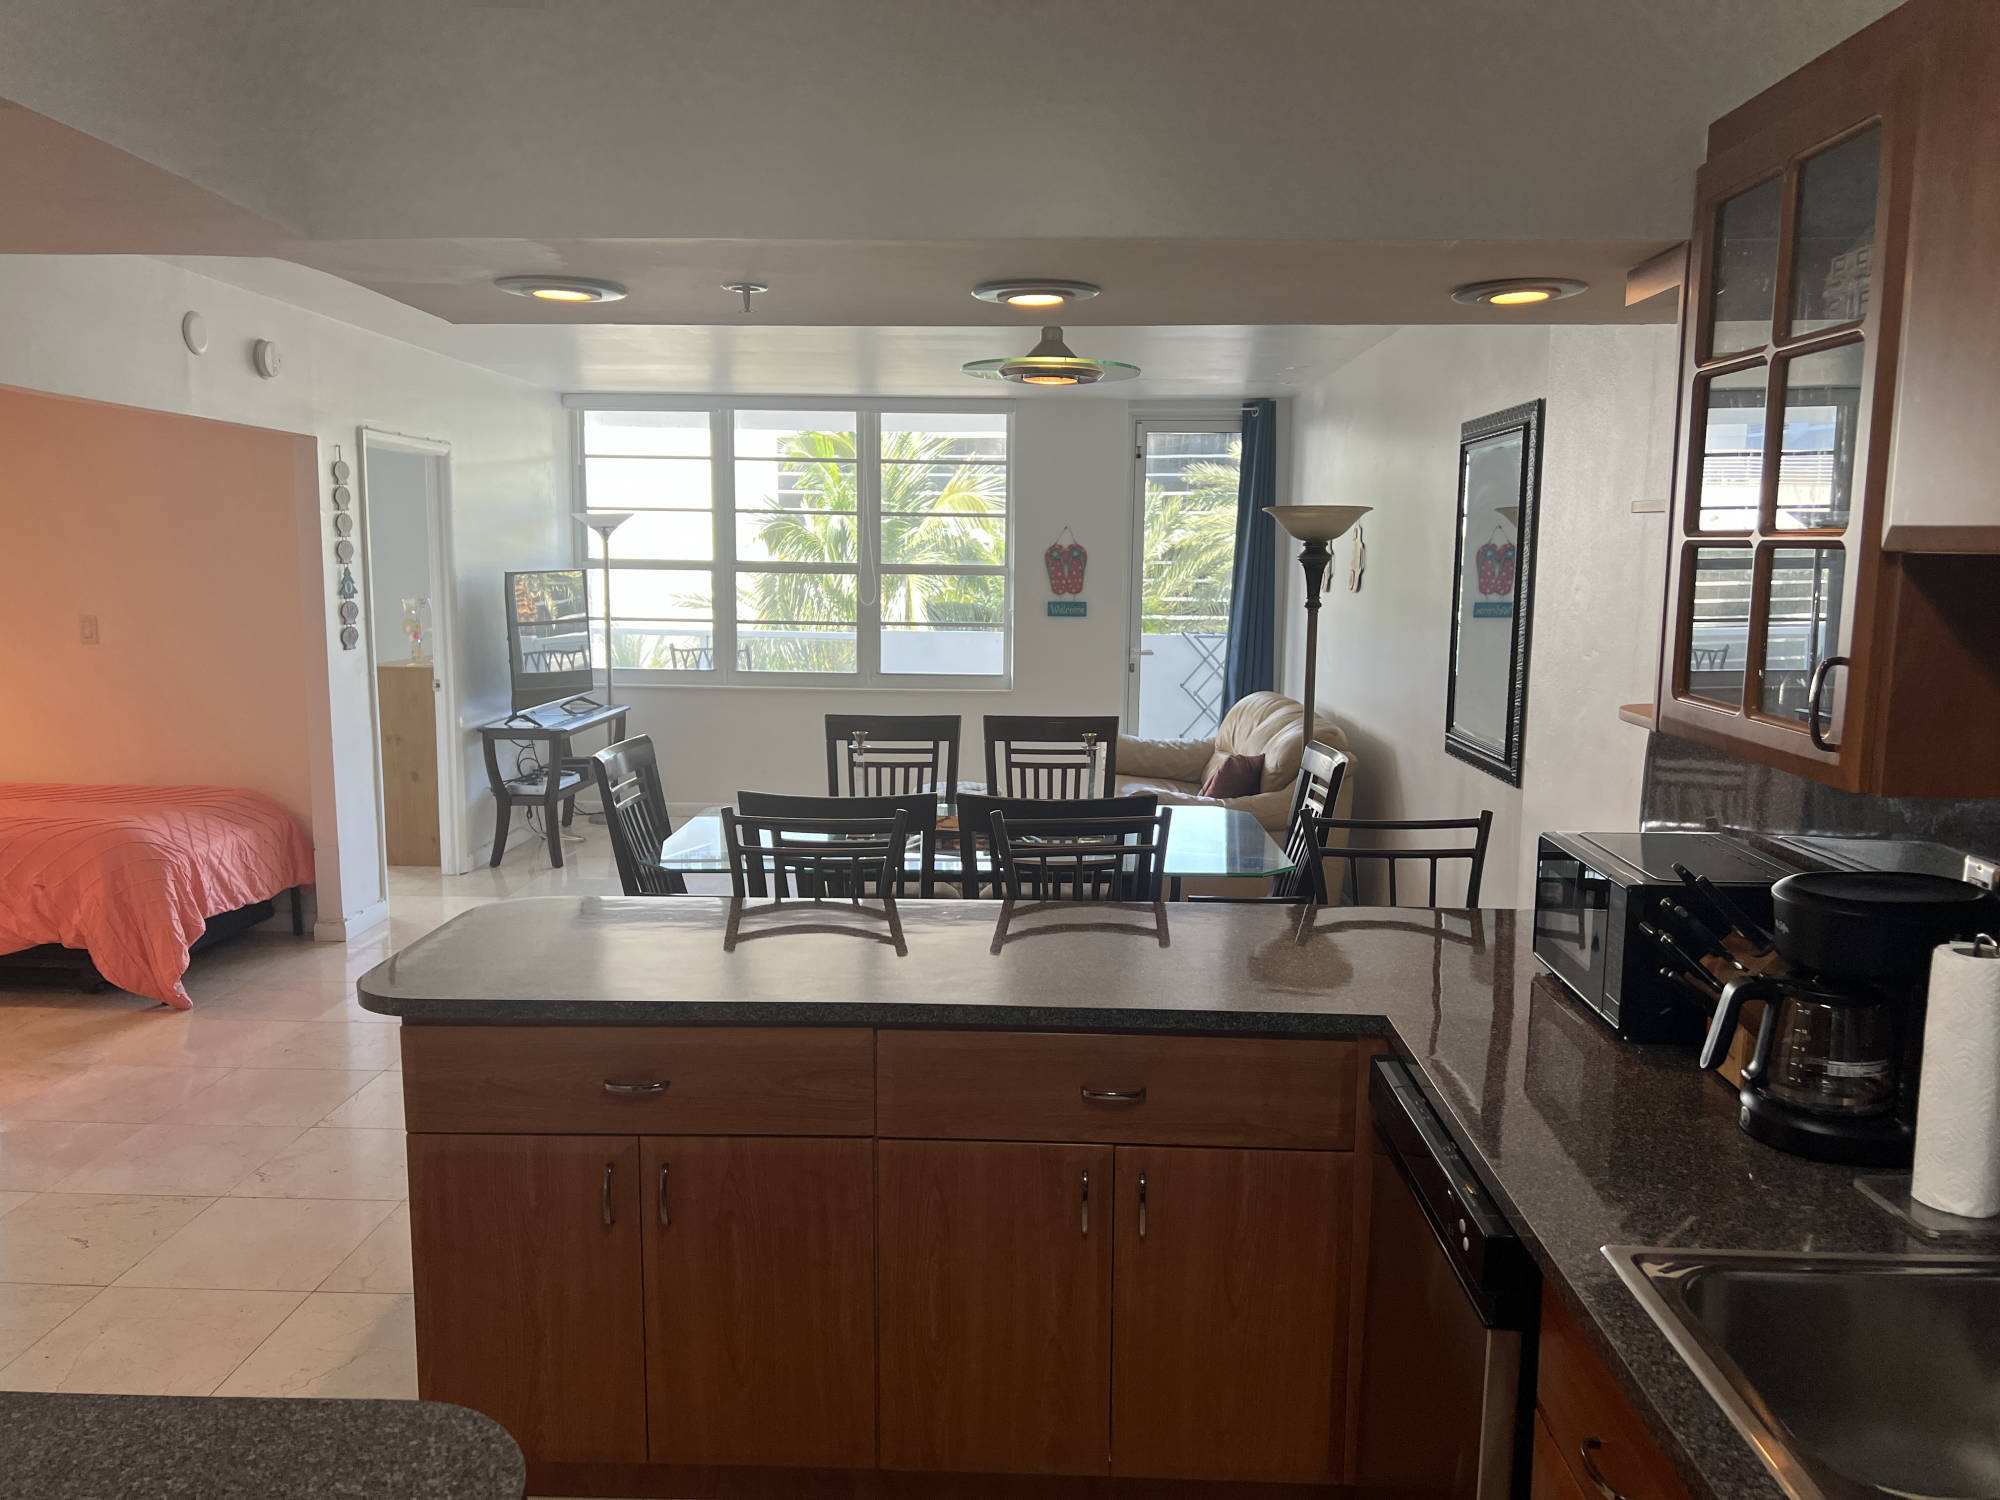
1264, 504, 1371, 543
573, 510, 635, 537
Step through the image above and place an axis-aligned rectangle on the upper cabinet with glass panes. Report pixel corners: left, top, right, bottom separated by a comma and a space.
1654, 0, 2000, 802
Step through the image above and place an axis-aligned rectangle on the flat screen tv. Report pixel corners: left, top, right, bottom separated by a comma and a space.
505, 569, 595, 710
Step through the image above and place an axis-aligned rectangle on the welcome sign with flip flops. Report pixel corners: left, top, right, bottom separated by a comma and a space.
1044, 528, 1088, 615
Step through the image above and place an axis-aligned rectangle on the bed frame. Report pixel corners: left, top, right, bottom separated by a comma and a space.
0, 886, 307, 992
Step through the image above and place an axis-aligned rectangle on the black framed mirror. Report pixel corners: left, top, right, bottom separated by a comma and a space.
1444, 400, 1543, 785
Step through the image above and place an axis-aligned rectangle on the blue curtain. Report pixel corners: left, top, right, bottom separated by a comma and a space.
1223, 398, 1277, 708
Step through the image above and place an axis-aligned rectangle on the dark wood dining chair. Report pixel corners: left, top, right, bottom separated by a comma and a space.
589, 736, 687, 896
729, 790, 932, 898
982, 714, 1120, 799
824, 713, 962, 799
1305, 809, 1494, 908
990, 807, 1173, 904
952, 793, 1160, 899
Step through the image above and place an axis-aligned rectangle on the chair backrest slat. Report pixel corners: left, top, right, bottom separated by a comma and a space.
590, 736, 686, 897
825, 714, 961, 803
1275, 741, 1350, 903
732, 789, 935, 899
1306, 810, 1494, 909
989, 808, 1172, 905
953, 793, 1159, 899
982, 715, 1119, 801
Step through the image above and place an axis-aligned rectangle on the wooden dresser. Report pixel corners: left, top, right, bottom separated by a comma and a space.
376, 661, 439, 866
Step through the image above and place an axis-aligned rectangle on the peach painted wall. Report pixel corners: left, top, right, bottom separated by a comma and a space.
0, 384, 318, 834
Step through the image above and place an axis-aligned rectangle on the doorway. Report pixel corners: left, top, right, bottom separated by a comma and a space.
1126, 418, 1244, 739
358, 429, 463, 878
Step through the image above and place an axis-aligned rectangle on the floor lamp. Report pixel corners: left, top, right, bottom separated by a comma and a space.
1264, 505, 1371, 750
573, 510, 634, 708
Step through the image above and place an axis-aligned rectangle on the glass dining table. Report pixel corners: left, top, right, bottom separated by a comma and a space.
656, 802, 1294, 900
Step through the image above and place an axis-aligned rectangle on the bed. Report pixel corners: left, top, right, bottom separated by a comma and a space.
0, 784, 315, 1009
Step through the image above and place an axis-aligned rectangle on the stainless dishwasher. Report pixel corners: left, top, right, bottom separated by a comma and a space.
1354, 1057, 1539, 1499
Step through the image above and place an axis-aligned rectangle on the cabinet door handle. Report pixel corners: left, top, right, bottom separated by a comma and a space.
601, 1161, 616, 1227
1806, 654, 1849, 752
1080, 1169, 1090, 1236
1579, 1438, 1633, 1500
603, 1079, 671, 1096
1081, 1086, 1146, 1103
658, 1162, 672, 1227
1138, 1171, 1148, 1239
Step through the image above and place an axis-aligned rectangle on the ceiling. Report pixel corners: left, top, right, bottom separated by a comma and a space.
0, 0, 1905, 386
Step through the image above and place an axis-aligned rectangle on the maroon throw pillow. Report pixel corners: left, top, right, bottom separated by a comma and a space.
1198, 752, 1265, 799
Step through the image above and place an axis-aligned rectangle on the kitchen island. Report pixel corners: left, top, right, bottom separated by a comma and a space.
360, 896, 1922, 1500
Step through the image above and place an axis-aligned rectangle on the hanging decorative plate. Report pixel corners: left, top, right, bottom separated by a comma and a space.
337, 566, 358, 600
330, 458, 351, 483
334, 539, 355, 564
339, 625, 360, 650
332, 484, 351, 510
333, 512, 353, 537
338, 600, 360, 625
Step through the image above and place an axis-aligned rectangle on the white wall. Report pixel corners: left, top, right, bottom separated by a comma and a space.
0, 254, 568, 933
1284, 323, 1675, 908
623, 400, 1142, 805
364, 445, 432, 657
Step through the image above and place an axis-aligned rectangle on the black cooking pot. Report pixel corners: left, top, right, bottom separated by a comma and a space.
1770, 870, 1995, 981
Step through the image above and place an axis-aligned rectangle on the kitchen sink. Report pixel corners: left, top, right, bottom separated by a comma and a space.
1606, 1247, 2000, 1500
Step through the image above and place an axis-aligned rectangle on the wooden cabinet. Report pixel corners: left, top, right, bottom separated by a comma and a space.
404, 1026, 1361, 1492
878, 1140, 1114, 1475
1535, 1291, 1692, 1500
643, 1137, 874, 1468
1110, 1146, 1347, 1482
1655, 0, 2000, 798
1530, 1411, 1591, 1500
377, 661, 439, 866
407, 1133, 646, 1464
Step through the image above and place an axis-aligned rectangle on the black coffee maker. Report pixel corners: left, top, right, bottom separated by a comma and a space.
1700, 871, 1995, 1165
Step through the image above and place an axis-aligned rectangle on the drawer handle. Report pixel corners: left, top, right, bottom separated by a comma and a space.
658, 1162, 672, 1228
601, 1161, 616, 1227
1138, 1171, 1148, 1239
1081, 1086, 1147, 1103
603, 1079, 671, 1096
1579, 1438, 1632, 1500
1081, 1169, 1090, 1236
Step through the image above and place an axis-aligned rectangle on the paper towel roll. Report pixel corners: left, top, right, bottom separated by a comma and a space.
1913, 935, 2000, 1219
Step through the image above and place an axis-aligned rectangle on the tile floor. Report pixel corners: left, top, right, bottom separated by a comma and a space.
0, 819, 651, 1408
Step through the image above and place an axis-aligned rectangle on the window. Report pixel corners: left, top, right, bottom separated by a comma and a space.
575, 403, 1009, 684
1130, 421, 1242, 738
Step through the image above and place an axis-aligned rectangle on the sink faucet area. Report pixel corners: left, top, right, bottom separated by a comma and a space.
1608, 1248, 2000, 1500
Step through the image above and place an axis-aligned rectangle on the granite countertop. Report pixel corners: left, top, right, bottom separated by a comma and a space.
359, 896, 1947, 1500
0, 1393, 524, 1499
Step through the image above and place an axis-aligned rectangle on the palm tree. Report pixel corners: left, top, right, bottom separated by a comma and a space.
746, 428, 1005, 670
1141, 444, 1241, 636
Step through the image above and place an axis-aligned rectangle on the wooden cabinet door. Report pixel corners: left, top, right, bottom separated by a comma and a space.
407, 1133, 645, 1463
1111, 1146, 1348, 1482
878, 1140, 1113, 1475
1531, 1410, 1591, 1500
642, 1137, 875, 1468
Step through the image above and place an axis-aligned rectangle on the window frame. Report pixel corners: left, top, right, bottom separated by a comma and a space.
566, 395, 1014, 690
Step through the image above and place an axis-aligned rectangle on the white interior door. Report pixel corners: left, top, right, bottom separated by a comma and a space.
1126, 419, 1244, 740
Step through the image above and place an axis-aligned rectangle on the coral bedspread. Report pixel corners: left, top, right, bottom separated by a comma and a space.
0, 785, 314, 1010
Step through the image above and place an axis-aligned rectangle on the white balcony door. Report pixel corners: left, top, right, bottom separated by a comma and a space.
1125, 419, 1243, 740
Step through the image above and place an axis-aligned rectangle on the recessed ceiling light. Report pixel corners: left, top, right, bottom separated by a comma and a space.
972, 279, 1103, 309
963, 325, 1139, 387
494, 275, 629, 304
1451, 277, 1588, 307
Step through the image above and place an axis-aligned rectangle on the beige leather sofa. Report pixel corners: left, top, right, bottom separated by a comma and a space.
1115, 690, 1356, 837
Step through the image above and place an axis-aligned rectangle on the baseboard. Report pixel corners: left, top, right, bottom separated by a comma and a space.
315, 899, 390, 943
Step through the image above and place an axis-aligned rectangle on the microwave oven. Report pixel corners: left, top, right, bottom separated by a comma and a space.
1532, 831, 1787, 1042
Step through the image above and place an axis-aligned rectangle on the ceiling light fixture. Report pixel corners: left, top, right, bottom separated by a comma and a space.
971, 279, 1103, 309
495, 275, 629, 304
1451, 277, 1588, 307
963, 326, 1139, 388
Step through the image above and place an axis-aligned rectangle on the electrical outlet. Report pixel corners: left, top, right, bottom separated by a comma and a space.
1965, 854, 1998, 890
79, 614, 99, 645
